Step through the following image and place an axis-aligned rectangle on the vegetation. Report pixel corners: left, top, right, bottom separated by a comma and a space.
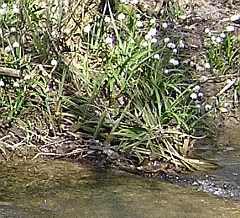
0, 0, 239, 173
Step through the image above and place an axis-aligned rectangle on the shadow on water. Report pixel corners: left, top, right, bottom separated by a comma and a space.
0, 159, 240, 217
84, 168, 138, 217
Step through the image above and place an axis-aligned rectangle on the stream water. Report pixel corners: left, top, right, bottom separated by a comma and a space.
0, 158, 240, 218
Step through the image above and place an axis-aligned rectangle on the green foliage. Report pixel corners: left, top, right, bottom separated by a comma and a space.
0, 0, 60, 125
208, 32, 240, 74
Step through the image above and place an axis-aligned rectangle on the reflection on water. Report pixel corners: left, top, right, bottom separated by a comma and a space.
0, 160, 240, 217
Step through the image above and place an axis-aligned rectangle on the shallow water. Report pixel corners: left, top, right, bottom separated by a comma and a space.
187, 144, 240, 200
0, 160, 240, 217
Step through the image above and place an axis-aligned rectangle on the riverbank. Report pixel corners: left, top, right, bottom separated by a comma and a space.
0, 0, 239, 175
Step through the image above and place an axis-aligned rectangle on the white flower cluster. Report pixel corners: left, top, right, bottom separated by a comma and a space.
190, 61, 211, 72
143, 27, 158, 45
204, 26, 233, 45
120, 0, 139, 5
169, 58, 179, 66
190, 85, 212, 111
0, 78, 32, 88
0, 4, 20, 14
5, 41, 20, 53
164, 38, 185, 66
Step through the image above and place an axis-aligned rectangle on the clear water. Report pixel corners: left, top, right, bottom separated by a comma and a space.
0, 160, 239, 217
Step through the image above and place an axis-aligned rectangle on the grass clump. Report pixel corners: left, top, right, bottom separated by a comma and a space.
62, 1, 211, 171
204, 26, 240, 75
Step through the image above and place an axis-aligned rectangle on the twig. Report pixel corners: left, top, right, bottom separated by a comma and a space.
0, 67, 21, 78
39, 138, 69, 150
0, 135, 12, 141
32, 148, 85, 160
217, 80, 235, 96
32, 152, 62, 160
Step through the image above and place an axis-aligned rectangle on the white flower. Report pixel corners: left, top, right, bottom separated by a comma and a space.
204, 62, 210, 69
154, 54, 160, 59
169, 58, 179, 66
105, 37, 113, 44
151, 38, 157, 43
165, 69, 169, 74
13, 5, 20, 13
179, 40, 185, 48
10, 27, 17, 32
136, 14, 141, 19
84, 24, 91, 33
226, 25, 235, 32
142, 41, 148, 47
162, 23, 168, 28
198, 92, 204, 98
118, 13, 125, 21
190, 93, 198, 100
192, 85, 201, 92
120, 0, 127, 3
196, 65, 204, 71
105, 16, 111, 23
230, 14, 240, 22
0, 80, 5, 87
220, 33, 226, 38
173, 48, 178, 54
0, 8, 6, 15
148, 28, 157, 36
143, 4, 148, 9
5, 46, 11, 53
131, 0, 139, 4
45, 86, 50, 92
205, 104, 212, 111
200, 76, 208, 82
13, 81, 20, 88
51, 59, 58, 66
150, 18, 156, 24
164, 37, 170, 43
196, 104, 201, 109
204, 28, 210, 34
211, 36, 216, 41
23, 74, 31, 80
216, 37, 222, 43
167, 42, 176, 49
136, 21, 144, 27
130, 38, 135, 43
145, 34, 151, 40
105, 37, 113, 47
190, 61, 195, 67
2, 3, 7, 8
13, 41, 19, 48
